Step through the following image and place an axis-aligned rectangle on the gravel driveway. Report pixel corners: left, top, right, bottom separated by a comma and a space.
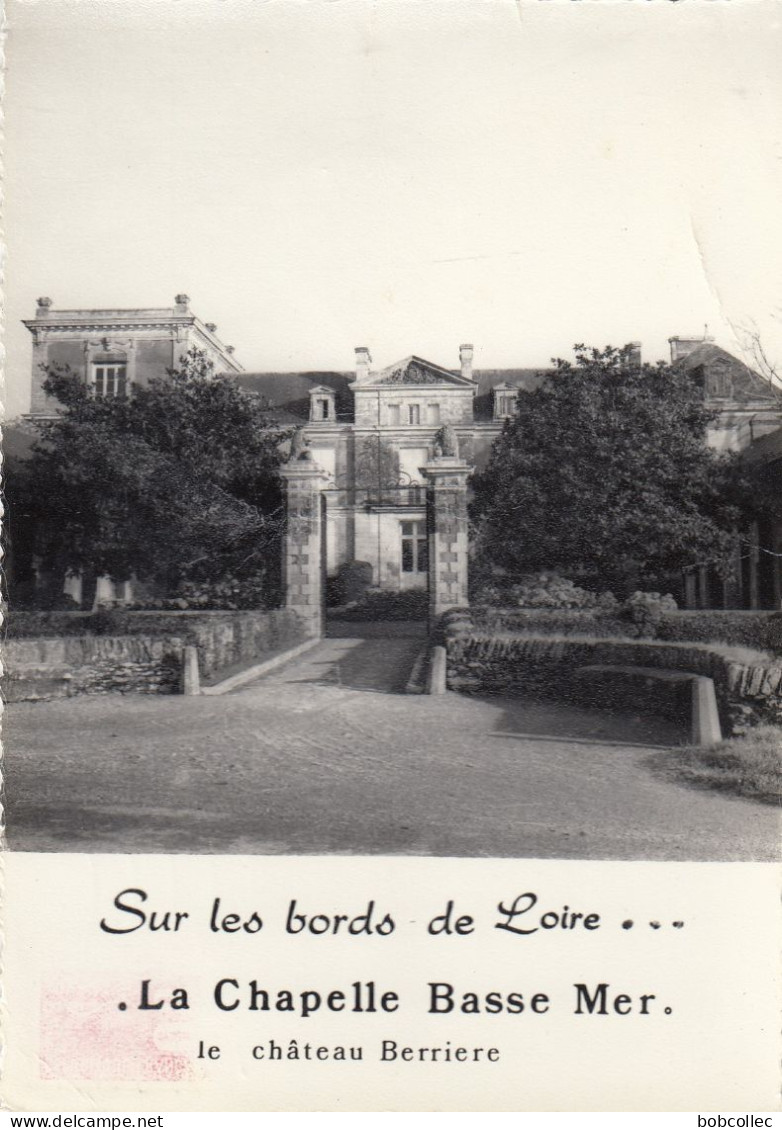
4, 628, 778, 859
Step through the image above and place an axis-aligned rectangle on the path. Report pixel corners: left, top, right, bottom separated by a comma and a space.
4, 625, 778, 859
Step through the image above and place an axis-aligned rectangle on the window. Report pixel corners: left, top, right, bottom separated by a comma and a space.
428, 403, 441, 424
494, 391, 517, 418
93, 363, 128, 400
387, 404, 401, 426
401, 520, 428, 574
707, 370, 732, 398
408, 403, 421, 425
309, 388, 335, 421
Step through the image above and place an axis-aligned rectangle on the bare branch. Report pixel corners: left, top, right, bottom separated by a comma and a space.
736, 320, 782, 394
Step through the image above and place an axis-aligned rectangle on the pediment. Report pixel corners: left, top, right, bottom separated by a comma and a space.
353, 355, 474, 388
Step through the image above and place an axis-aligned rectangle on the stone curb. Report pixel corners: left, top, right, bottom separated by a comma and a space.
200, 637, 322, 696
427, 645, 448, 694
404, 647, 430, 695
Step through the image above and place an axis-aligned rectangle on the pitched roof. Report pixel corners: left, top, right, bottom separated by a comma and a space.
472, 368, 550, 421
234, 371, 353, 423
674, 343, 782, 404
743, 424, 782, 465
234, 366, 550, 423
474, 368, 548, 397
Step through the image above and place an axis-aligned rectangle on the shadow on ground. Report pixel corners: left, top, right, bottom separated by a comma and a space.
283, 638, 422, 694
325, 618, 427, 639
276, 621, 427, 694
465, 688, 689, 749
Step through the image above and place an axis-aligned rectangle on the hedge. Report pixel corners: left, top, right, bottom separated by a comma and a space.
464, 606, 782, 652
656, 611, 782, 651
468, 606, 626, 637
328, 589, 429, 622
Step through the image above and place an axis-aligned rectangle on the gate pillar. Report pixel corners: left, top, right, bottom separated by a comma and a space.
420, 455, 471, 630
280, 455, 329, 639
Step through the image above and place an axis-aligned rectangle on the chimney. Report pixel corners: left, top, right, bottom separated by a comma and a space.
622, 341, 642, 369
174, 293, 191, 313
460, 343, 474, 382
669, 334, 714, 363
36, 297, 53, 318
355, 346, 372, 381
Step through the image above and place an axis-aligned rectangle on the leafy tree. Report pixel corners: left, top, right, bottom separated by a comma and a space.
13, 349, 289, 603
471, 344, 747, 594
354, 436, 400, 499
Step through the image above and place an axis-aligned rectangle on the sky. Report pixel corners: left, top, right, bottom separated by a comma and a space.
4, 0, 782, 418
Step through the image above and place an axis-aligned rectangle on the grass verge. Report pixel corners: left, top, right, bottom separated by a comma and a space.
669, 725, 782, 805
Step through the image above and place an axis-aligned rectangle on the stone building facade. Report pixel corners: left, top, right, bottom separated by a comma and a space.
668, 335, 782, 610
237, 345, 542, 595
19, 301, 782, 610
24, 294, 243, 417
237, 337, 782, 604
669, 334, 781, 452
19, 295, 243, 606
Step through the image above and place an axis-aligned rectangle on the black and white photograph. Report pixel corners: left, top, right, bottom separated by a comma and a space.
2, 0, 780, 1114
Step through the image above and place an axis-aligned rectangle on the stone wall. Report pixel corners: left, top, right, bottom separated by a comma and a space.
158, 609, 309, 678
443, 616, 782, 734
4, 634, 185, 701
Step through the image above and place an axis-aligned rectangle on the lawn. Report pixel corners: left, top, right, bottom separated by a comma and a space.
669, 725, 782, 805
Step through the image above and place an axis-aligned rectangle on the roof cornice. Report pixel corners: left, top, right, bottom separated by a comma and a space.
24, 319, 192, 333
23, 314, 244, 372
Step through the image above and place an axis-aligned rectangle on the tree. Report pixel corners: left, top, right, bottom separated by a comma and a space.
470, 345, 747, 594
737, 317, 782, 395
354, 436, 399, 499
14, 349, 289, 603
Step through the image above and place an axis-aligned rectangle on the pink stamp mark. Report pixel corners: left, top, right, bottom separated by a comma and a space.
40, 982, 194, 1082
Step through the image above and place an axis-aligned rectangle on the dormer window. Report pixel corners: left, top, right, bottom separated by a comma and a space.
493, 385, 518, 419
707, 368, 732, 398
309, 386, 336, 422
